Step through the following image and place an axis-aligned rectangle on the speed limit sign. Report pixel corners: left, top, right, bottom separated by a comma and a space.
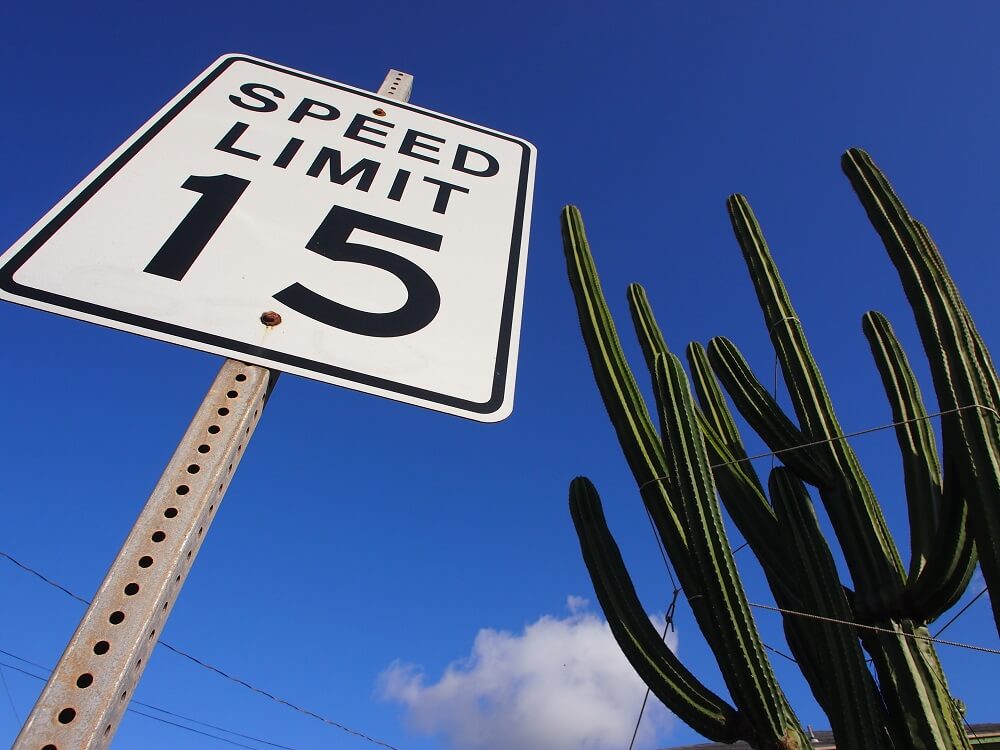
0, 55, 536, 422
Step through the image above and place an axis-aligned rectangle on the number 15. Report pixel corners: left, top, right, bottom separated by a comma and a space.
144, 174, 444, 337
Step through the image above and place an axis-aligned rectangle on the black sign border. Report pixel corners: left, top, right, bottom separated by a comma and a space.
0, 55, 533, 418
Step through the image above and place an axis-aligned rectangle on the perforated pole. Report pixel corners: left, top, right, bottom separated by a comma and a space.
13, 360, 276, 749
14, 68, 413, 750
377, 69, 413, 101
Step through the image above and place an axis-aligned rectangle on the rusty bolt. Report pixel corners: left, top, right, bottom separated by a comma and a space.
260, 311, 282, 327
373, 108, 387, 117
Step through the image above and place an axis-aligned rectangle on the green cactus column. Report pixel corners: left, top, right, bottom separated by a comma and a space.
560, 148, 990, 750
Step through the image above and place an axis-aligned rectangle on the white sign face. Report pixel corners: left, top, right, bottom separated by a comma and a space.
0, 55, 535, 422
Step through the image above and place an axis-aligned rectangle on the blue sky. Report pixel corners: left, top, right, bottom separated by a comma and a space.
1, 3, 997, 750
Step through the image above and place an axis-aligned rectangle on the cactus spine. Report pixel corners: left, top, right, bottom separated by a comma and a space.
561, 149, 995, 749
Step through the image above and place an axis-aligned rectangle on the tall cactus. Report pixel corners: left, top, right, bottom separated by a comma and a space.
561, 149, 996, 749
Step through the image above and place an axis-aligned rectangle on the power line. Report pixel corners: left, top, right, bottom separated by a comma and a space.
626, 591, 678, 750
632, 400, 997, 651
0, 663, 20, 725
748, 602, 999, 655
0, 656, 297, 750
156, 643, 401, 750
130, 702, 300, 750
129, 708, 272, 750
762, 642, 797, 665
0, 551, 89, 606
626, 395, 996, 739
638, 402, 1000, 492
934, 587, 989, 639
0, 551, 402, 750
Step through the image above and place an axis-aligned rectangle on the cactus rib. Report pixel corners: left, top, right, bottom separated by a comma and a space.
569, 477, 741, 742
843, 148, 1000, 631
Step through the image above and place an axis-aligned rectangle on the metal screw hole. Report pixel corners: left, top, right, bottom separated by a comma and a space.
152, 531, 166, 543
208, 425, 220, 434
58, 707, 76, 724
227, 390, 238, 398
139, 556, 153, 568
76, 673, 93, 688
235, 374, 247, 382
125, 583, 139, 596
218, 407, 229, 416
176, 485, 189, 495
164, 508, 178, 518
94, 641, 110, 655
187, 464, 200, 474
109, 611, 125, 625
198, 444, 211, 454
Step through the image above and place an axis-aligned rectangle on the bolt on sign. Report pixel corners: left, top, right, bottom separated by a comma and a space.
0, 54, 536, 422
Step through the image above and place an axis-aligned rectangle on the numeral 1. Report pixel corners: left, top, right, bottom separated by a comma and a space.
144, 174, 250, 280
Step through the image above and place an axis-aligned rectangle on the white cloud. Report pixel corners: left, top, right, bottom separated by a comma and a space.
378, 600, 676, 750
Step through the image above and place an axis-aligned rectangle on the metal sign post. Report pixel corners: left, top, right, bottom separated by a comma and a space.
13, 69, 415, 750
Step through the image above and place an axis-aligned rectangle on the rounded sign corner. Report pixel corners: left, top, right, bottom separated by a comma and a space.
0, 54, 535, 424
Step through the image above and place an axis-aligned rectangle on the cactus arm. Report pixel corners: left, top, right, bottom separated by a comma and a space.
861, 624, 973, 750
861, 310, 977, 621
627, 283, 672, 377
705, 336, 832, 487
685, 340, 763, 490
769, 469, 893, 750
904, 441, 978, 623
726, 194, 845, 443
920, 220, 1000, 417
862, 311, 943, 582
906, 513, 977, 623
726, 195, 906, 614
625, 285, 796, 583
686, 342, 809, 595
569, 477, 742, 743
626, 284, 756, 487
843, 149, 1000, 631
652, 353, 807, 749
560, 206, 689, 562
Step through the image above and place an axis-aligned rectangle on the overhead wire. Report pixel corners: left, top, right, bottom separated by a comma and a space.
626, 507, 681, 750
623, 352, 996, 744
746, 603, 999, 655
0, 552, 401, 750
934, 587, 990, 639
0, 663, 20, 725
639, 403, 999, 494
0, 656, 297, 750
4, 399, 996, 747
627, 400, 998, 655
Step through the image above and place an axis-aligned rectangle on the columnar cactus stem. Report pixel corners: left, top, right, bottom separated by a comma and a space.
561, 149, 991, 749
